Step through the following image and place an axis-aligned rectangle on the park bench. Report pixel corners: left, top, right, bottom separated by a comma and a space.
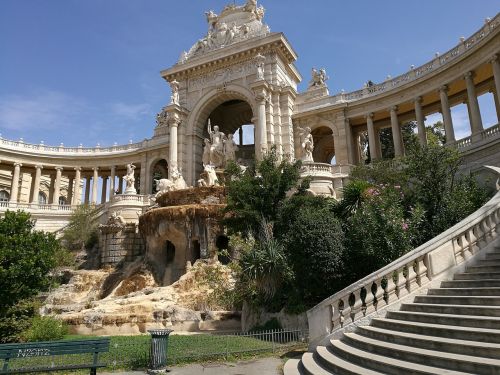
0, 338, 110, 375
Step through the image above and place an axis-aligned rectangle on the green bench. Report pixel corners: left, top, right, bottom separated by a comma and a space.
0, 338, 110, 374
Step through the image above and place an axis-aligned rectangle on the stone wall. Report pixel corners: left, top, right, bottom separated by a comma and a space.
98, 223, 144, 266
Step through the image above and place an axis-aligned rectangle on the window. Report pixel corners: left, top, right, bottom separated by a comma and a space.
0, 190, 9, 202
58, 196, 67, 206
38, 192, 47, 204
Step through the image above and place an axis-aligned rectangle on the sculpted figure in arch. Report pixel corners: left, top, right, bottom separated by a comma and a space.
224, 133, 238, 163
298, 127, 314, 162
207, 120, 226, 168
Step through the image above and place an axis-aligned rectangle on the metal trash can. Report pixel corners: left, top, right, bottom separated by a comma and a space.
147, 329, 173, 374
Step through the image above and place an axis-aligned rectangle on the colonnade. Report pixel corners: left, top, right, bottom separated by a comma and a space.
356, 54, 500, 162
3, 163, 134, 206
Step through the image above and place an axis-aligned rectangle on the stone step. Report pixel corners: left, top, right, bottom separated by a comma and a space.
371, 317, 500, 343
476, 260, 500, 267
454, 272, 500, 280
314, 346, 384, 375
414, 295, 500, 305
283, 359, 303, 375
356, 324, 500, 359
329, 338, 471, 375
401, 302, 500, 317
441, 279, 500, 288
388, 309, 500, 329
300, 352, 334, 375
428, 287, 500, 296
467, 265, 500, 273
484, 253, 500, 260
341, 331, 500, 374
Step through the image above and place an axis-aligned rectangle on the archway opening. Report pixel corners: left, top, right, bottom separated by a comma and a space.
151, 159, 169, 193
0, 190, 9, 202
312, 127, 335, 164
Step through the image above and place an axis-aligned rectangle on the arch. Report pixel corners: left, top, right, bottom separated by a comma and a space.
0, 190, 9, 202
312, 126, 335, 164
38, 191, 47, 205
58, 196, 67, 205
185, 84, 257, 183
150, 159, 169, 193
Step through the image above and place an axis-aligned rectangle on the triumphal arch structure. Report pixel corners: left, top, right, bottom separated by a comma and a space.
0, 1, 499, 233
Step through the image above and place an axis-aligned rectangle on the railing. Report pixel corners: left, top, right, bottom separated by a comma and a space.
450, 123, 500, 151
300, 162, 352, 176
307, 168, 500, 346
297, 13, 499, 111
0, 201, 77, 212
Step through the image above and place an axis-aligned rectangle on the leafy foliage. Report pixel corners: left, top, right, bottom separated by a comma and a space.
22, 316, 68, 342
223, 147, 305, 236
61, 204, 99, 250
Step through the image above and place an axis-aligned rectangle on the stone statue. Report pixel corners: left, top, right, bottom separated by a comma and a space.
156, 106, 168, 128
254, 53, 266, 80
153, 167, 187, 198
207, 119, 226, 168
244, 0, 257, 13
224, 133, 238, 162
107, 211, 126, 226
202, 138, 211, 167
205, 10, 218, 29
170, 80, 180, 105
124, 164, 137, 194
308, 67, 329, 88
197, 164, 219, 187
298, 127, 314, 162
255, 5, 265, 21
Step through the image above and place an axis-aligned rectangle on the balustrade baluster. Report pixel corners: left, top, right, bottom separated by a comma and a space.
338, 298, 350, 328
384, 273, 397, 304
406, 261, 418, 293
349, 289, 363, 322
395, 268, 408, 299
415, 255, 429, 286
454, 236, 465, 264
363, 283, 376, 315
460, 233, 472, 260
467, 227, 479, 254
330, 303, 340, 331
373, 278, 385, 309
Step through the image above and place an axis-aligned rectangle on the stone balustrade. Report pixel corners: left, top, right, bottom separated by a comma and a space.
450, 122, 500, 151
297, 13, 499, 114
307, 172, 500, 347
0, 201, 76, 211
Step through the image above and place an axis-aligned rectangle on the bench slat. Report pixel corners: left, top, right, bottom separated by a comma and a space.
0, 363, 106, 374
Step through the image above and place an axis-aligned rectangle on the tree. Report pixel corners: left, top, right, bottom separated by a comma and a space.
61, 204, 99, 251
223, 147, 306, 236
0, 211, 60, 342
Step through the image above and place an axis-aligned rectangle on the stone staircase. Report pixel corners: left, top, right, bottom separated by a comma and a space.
285, 246, 500, 374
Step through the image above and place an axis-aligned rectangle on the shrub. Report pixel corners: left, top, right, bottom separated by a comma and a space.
22, 316, 68, 342
0, 299, 39, 344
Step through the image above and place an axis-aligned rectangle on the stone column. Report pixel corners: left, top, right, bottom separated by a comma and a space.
493, 89, 500, 124
374, 129, 383, 159
169, 114, 180, 173
109, 165, 116, 201
464, 71, 483, 135
92, 167, 99, 204
272, 90, 283, 158
414, 96, 427, 146
279, 87, 296, 160
366, 113, 378, 161
101, 176, 108, 204
73, 167, 81, 205
390, 106, 404, 157
439, 85, 455, 143
491, 54, 500, 123
84, 176, 91, 204
31, 165, 43, 204
48, 175, 55, 203
52, 166, 63, 204
256, 93, 267, 159
9, 163, 22, 203
344, 117, 355, 164
67, 176, 74, 205
118, 176, 123, 194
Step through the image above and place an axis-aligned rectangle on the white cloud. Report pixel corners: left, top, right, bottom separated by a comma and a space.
110, 102, 150, 120
0, 90, 87, 131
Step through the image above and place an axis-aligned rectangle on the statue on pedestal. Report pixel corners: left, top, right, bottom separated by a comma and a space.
298, 127, 314, 162
124, 163, 137, 194
308, 68, 329, 89
207, 120, 226, 168
170, 80, 180, 105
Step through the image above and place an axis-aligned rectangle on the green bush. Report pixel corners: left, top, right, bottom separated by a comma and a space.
0, 299, 39, 344
22, 316, 68, 342
250, 317, 282, 332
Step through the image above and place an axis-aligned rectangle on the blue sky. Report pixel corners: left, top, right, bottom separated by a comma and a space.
1, 1, 499, 147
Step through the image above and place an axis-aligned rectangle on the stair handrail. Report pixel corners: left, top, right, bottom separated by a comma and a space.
307, 166, 500, 346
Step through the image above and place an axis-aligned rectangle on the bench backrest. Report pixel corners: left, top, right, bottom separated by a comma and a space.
0, 339, 110, 360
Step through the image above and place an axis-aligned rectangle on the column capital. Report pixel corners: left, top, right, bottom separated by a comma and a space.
74, 166, 82, 171
35, 164, 44, 170
366, 112, 374, 120
13, 162, 22, 168
167, 112, 181, 127
439, 85, 449, 93
464, 70, 475, 80
389, 105, 398, 113
415, 96, 423, 104
92, 166, 99, 171
110, 165, 116, 171
55, 166, 64, 171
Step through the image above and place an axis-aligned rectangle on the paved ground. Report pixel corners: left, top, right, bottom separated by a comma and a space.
102, 357, 283, 374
